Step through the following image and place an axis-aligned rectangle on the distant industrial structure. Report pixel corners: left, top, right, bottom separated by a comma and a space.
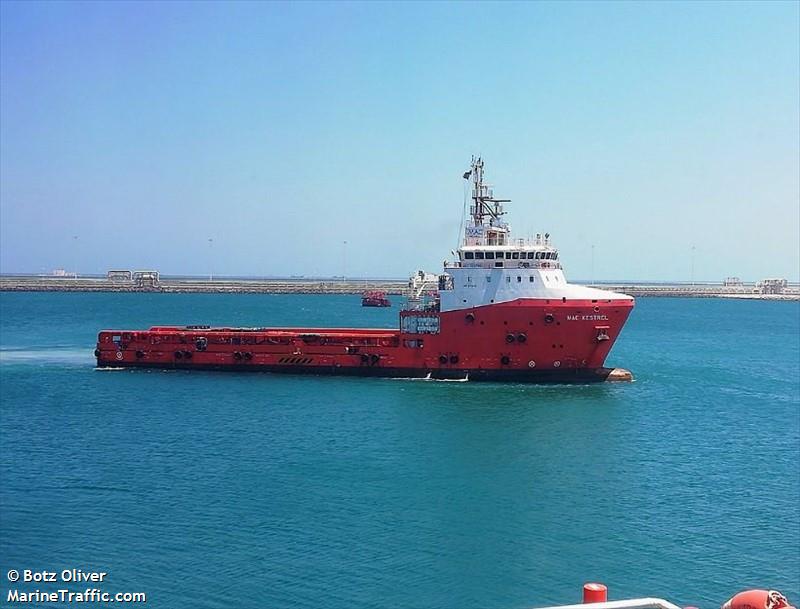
107, 270, 133, 281
133, 271, 160, 288
106, 269, 159, 288
756, 278, 788, 295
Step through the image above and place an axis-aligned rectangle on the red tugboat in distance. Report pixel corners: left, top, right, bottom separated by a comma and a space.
96, 158, 635, 382
361, 290, 391, 307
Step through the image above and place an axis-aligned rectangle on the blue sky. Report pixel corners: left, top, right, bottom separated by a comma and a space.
1, 1, 798, 281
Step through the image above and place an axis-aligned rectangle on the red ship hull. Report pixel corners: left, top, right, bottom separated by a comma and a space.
95, 297, 634, 383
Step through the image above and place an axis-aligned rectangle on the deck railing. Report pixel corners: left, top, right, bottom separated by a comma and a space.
535, 599, 683, 609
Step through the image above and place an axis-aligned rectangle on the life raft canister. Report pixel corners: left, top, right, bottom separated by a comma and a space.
722, 590, 795, 609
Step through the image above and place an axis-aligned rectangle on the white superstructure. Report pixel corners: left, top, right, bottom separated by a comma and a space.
437, 157, 633, 312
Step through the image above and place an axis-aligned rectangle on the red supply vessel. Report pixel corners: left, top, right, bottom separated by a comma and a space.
96, 158, 634, 382
361, 291, 391, 307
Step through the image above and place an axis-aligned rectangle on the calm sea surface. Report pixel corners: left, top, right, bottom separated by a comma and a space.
1, 293, 798, 609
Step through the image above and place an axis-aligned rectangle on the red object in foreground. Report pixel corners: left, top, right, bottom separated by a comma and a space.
95, 158, 635, 383
722, 591, 796, 609
583, 583, 608, 603
362, 291, 391, 307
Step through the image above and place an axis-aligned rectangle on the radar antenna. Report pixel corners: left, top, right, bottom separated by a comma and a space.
463, 156, 511, 227
462, 157, 511, 246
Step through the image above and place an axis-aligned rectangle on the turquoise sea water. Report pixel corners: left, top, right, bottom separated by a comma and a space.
1, 292, 798, 609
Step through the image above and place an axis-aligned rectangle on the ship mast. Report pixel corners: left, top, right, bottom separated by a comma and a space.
463, 156, 511, 246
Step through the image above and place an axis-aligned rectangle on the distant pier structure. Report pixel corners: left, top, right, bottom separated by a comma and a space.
107, 270, 133, 282
133, 271, 160, 288
105, 269, 159, 288
756, 278, 788, 295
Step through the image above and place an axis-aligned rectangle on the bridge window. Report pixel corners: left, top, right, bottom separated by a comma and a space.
464, 252, 474, 259
505, 252, 512, 259
527, 252, 535, 259
512, 252, 519, 260
475, 252, 485, 260
535, 252, 543, 259
485, 252, 495, 259
553, 252, 558, 260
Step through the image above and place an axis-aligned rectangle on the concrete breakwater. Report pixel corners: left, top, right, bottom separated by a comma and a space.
1, 275, 798, 300
0, 276, 408, 295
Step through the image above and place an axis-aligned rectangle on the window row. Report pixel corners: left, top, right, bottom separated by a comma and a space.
462, 250, 558, 260
468, 275, 537, 284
